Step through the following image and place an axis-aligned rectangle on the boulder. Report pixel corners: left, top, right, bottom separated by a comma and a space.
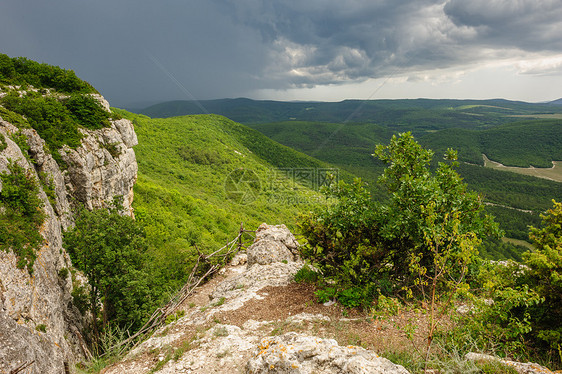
247, 224, 300, 266
246, 332, 411, 374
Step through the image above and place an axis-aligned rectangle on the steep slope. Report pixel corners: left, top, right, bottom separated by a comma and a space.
114, 110, 332, 301
0, 55, 138, 373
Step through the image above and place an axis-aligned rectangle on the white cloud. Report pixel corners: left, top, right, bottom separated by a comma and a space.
515, 55, 562, 75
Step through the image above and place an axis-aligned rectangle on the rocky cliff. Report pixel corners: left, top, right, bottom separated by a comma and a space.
0, 93, 138, 374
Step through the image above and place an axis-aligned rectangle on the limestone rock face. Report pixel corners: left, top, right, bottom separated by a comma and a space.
247, 223, 300, 266
246, 333, 411, 374
0, 94, 138, 373
59, 117, 138, 216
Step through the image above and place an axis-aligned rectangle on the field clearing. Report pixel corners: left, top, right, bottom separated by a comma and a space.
483, 155, 562, 182
502, 237, 534, 250
455, 104, 512, 110
508, 114, 562, 119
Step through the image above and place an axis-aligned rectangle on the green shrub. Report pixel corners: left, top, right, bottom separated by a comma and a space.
57, 267, 69, 279
0, 160, 45, 273
101, 142, 121, 158
9, 131, 32, 162
1, 91, 111, 166
2, 91, 82, 151
524, 200, 562, 358
0, 53, 95, 93
177, 146, 226, 165
63, 93, 110, 130
314, 287, 336, 303
0, 107, 30, 128
35, 324, 47, 333
294, 265, 320, 283
165, 310, 186, 325
0, 133, 6, 152
299, 133, 501, 303
337, 287, 364, 308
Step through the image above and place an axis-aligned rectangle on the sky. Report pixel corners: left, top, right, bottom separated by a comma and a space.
1, 0, 562, 108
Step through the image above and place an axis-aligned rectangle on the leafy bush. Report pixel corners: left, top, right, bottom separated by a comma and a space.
314, 287, 337, 303
0, 133, 6, 152
298, 177, 384, 292
336, 287, 364, 308
299, 133, 501, 302
1, 91, 111, 166
294, 265, 320, 283
524, 200, 562, 357
63, 93, 110, 130
446, 202, 562, 368
0, 160, 45, 273
0, 53, 95, 93
0, 106, 30, 128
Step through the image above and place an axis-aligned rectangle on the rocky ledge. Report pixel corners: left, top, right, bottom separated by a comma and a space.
103, 224, 411, 374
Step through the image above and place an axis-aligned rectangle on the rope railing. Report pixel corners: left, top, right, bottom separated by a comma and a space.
102, 223, 255, 356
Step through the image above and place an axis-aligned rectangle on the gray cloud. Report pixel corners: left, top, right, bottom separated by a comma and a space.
0, 0, 561, 105
444, 0, 562, 51
218, 0, 562, 88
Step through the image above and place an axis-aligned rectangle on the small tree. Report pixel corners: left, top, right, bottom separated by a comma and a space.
299, 132, 502, 367
64, 200, 150, 347
525, 200, 562, 356
373, 132, 501, 294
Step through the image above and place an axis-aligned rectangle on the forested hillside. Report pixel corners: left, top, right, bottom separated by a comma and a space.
114, 110, 334, 300
139, 98, 562, 127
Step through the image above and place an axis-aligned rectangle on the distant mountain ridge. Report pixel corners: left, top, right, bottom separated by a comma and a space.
137, 97, 562, 125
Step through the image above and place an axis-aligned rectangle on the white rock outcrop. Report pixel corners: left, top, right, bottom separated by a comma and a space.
107, 224, 412, 374
246, 223, 299, 266
247, 332, 411, 374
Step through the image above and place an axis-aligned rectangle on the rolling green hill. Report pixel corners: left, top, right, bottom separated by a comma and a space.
113, 110, 340, 293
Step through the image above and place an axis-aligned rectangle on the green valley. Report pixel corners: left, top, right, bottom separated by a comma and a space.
137, 98, 561, 250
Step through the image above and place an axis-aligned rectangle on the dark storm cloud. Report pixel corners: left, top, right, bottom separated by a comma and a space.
0, 0, 561, 105
0, 0, 269, 106
217, 0, 562, 88
444, 0, 562, 51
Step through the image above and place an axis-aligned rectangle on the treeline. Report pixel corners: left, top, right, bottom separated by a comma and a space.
139, 98, 562, 127
0, 53, 95, 93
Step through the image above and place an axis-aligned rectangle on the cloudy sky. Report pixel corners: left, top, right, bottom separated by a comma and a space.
1, 0, 562, 107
